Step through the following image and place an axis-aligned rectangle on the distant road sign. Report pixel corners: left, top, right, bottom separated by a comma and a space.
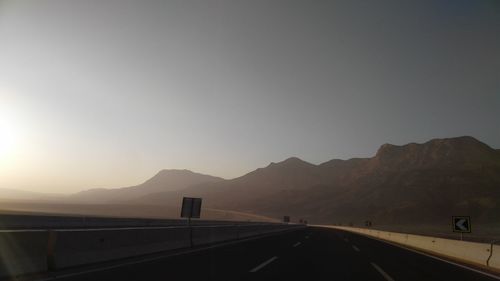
181, 197, 202, 219
283, 216, 290, 223
452, 216, 471, 233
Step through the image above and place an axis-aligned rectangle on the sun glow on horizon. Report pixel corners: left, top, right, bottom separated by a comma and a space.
0, 94, 33, 169
0, 109, 20, 163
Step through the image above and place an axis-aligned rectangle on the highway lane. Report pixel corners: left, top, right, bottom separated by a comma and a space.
34, 227, 500, 281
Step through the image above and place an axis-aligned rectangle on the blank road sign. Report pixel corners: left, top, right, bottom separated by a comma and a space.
181, 197, 202, 218
452, 216, 471, 233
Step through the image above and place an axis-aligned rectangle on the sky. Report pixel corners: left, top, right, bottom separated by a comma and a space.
0, 0, 499, 193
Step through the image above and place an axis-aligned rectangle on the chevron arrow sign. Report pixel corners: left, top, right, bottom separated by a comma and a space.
452, 216, 471, 233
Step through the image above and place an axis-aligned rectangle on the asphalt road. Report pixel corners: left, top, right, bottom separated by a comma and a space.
37, 227, 500, 281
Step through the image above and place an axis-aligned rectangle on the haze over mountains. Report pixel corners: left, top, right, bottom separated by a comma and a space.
70, 170, 223, 203
0, 188, 63, 201
1, 136, 499, 227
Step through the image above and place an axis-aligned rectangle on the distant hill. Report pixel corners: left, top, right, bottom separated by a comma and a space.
133, 136, 500, 225
70, 169, 224, 203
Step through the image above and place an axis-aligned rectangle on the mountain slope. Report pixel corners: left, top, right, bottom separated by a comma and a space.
133, 136, 500, 225
268, 136, 500, 224
133, 157, 328, 207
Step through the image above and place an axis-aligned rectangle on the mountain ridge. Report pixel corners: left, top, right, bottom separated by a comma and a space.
11, 136, 498, 226
131, 136, 500, 225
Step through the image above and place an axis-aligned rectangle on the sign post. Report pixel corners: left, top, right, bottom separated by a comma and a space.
181, 197, 202, 246
452, 216, 471, 240
283, 216, 290, 224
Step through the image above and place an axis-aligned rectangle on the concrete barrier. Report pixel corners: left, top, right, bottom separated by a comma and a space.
191, 225, 239, 246
488, 244, 500, 269
236, 225, 264, 238
0, 230, 49, 278
49, 224, 300, 269
320, 225, 499, 271
0, 214, 284, 230
263, 224, 293, 234
49, 227, 191, 269
0, 222, 301, 277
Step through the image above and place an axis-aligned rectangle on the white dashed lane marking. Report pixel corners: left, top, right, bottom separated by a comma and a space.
249, 256, 278, 273
371, 262, 395, 281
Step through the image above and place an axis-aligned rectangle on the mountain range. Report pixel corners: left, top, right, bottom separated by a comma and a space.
1, 136, 499, 226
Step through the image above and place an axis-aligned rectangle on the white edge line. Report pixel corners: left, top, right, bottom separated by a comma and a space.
249, 256, 278, 273
337, 229, 500, 281
34, 228, 303, 281
371, 262, 395, 281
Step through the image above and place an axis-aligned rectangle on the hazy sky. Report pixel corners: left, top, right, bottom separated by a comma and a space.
0, 0, 499, 193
